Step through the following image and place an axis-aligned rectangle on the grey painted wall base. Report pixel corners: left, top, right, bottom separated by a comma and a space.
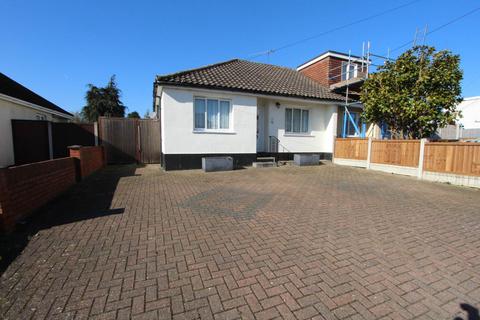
202, 156, 233, 172
294, 154, 320, 166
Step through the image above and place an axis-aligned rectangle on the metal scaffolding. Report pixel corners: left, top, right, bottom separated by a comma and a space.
337, 41, 394, 138
338, 42, 371, 138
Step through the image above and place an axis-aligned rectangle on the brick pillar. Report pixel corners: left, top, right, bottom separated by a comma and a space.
68, 145, 82, 182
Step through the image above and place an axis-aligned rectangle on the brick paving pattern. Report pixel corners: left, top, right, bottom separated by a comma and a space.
1, 164, 480, 319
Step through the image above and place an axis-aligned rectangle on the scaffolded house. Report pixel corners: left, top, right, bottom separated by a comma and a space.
154, 54, 366, 170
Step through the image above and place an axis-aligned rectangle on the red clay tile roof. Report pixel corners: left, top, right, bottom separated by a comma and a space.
156, 59, 345, 102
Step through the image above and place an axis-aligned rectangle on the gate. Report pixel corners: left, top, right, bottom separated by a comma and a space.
98, 117, 160, 164
138, 119, 161, 164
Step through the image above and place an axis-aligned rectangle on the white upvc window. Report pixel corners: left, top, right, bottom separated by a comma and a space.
285, 108, 309, 133
194, 97, 231, 131
341, 62, 358, 81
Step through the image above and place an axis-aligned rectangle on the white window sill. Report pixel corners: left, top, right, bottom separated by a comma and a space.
284, 133, 315, 137
193, 130, 236, 135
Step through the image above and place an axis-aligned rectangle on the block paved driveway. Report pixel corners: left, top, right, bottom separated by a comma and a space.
1, 164, 480, 320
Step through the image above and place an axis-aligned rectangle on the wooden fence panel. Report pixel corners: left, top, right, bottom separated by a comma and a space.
99, 117, 161, 164
334, 138, 368, 160
424, 142, 480, 176
139, 119, 161, 164
99, 117, 137, 164
371, 140, 420, 167
11, 120, 50, 165
12, 120, 96, 165
52, 123, 95, 158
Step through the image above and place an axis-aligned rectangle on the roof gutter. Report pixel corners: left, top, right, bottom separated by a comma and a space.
157, 83, 345, 106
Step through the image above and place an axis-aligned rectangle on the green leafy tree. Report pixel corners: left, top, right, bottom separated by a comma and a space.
360, 46, 463, 139
127, 111, 140, 118
81, 75, 126, 122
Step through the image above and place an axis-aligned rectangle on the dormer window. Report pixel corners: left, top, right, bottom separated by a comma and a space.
341, 62, 358, 81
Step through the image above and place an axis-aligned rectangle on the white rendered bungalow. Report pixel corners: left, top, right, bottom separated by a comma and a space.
153, 58, 346, 170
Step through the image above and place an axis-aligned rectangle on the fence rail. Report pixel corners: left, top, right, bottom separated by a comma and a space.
334, 138, 368, 160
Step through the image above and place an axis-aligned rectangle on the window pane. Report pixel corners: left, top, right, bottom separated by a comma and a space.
347, 112, 359, 136
341, 62, 347, 81
285, 108, 292, 132
207, 99, 218, 129
301, 110, 309, 132
194, 98, 205, 129
219, 101, 230, 129
348, 64, 355, 79
293, 109, 301, 132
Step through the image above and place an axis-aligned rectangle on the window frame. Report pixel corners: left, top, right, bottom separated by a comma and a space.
285, 107, 310, 134
346, 111, 361, 137
193, 96, 232, 132
341, 62, 358, 81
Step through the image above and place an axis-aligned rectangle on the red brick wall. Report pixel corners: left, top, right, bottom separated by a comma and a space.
0, 146, 105, 232
299, 57, 330, 87
69, 146, 105, 179
329, 57, 343, 85
0, 158, 77, 232
299, 56, 365, 86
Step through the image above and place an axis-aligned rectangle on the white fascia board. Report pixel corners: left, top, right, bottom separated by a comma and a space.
153, 82, 165, 116
463, 96, 480, 101
0, 93, 73, 119
297, 52, 366, 71
161, 85, 344, 106
155, 84, 163, 102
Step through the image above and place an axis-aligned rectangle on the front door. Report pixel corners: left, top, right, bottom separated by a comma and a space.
256, 105, 265, 152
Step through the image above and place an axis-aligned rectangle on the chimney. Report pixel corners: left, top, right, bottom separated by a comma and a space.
297, 51, 366, 88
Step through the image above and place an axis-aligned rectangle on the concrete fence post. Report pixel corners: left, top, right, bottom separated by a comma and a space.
417, 138, 427, 179
332, 137, 336, 163
94, 122, 99, 146
366, 137, 373, 170
47, 121, 54, 160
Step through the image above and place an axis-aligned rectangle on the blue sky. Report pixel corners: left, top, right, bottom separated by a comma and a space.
1, 0, 479, 116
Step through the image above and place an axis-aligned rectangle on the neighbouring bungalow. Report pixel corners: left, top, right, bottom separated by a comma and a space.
435, 96, 480, 140
0, 72, 73, 168
458, 96, 480, 130
153, 51, 375, 170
